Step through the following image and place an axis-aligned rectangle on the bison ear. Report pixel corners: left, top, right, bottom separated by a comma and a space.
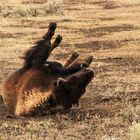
57, 78, 67, 87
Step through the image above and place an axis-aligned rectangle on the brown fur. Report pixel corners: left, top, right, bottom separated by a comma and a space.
2, 22, 94, 116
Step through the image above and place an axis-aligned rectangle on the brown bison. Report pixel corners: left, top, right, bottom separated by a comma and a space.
2, 22, 94, 117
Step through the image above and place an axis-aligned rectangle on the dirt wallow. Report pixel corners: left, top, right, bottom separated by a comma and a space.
1, 22, 94, 117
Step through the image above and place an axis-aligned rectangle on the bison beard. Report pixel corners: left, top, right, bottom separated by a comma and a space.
2, 22, 94, 117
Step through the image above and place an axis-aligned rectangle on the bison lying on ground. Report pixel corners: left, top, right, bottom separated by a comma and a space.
2, 22, 94, 116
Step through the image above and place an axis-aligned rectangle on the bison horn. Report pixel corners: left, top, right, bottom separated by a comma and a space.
57, 78, 67, 87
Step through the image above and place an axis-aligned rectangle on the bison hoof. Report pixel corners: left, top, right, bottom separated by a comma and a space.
49, 22, 57, 30
80, 63, 88, 68
56, 35, 62, 43
5, 114, 15, 118
72, 52, 79, 58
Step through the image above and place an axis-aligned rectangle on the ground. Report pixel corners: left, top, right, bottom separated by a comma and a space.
0, 0, 140, 140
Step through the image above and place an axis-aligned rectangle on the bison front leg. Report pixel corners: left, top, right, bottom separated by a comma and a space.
64, 52, 79, 68
69, 56, 93, 68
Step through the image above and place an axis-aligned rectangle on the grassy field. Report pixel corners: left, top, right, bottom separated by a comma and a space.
0, 0, 140, 139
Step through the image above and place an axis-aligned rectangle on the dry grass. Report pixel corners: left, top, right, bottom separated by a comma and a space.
0, 0, 63, 17
0, 0, 140, 139
114, 0, 140, 5
130, 122, 140, 140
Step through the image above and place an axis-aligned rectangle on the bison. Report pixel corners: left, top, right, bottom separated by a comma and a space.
2, 22, 94, 117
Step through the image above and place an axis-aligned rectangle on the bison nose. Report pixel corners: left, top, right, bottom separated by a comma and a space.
85, 68, 94, 76
85, 67, 93, 72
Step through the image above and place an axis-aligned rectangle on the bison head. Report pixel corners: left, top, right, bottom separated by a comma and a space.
51, 68, 94, 110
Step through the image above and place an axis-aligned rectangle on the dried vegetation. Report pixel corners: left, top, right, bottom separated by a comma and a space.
0, 0, 140, 139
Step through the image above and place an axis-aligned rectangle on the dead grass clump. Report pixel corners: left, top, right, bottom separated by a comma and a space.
43, 0, 64, 14
115, 0, 140, 6
0, 0, 64, 17
0, 6, 40, 17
